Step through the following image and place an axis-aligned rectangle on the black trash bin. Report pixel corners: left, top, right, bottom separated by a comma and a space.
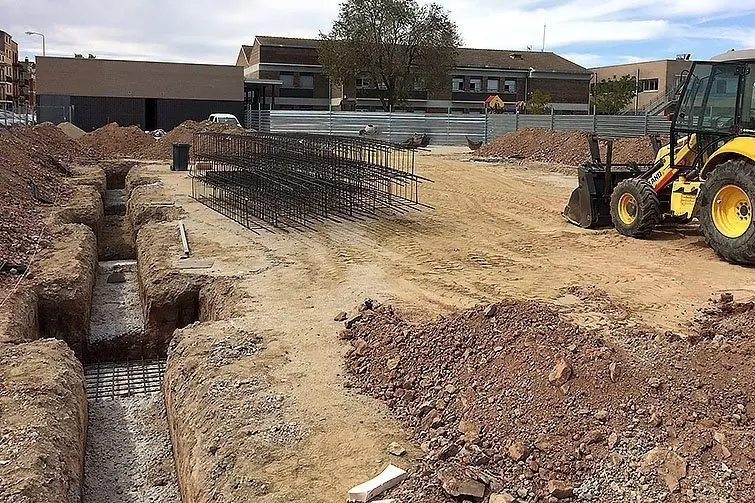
172, 143, 191, 171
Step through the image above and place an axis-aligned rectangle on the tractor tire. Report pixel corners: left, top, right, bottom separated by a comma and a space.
610, 179, 662, 238
699, 158, 755, 264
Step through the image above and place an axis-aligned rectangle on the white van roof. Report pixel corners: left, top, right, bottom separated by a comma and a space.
210, 113, 238, 118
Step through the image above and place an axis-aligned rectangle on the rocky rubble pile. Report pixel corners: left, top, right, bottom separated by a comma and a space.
0, 124, 78, 267
76, 122, 156, 159
475, 129, 657, 165
693, 293, 755, 341
140, 120, 243, 160
342, 299, 754, 502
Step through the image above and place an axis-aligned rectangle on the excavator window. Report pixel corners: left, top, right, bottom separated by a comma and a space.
742, 63, 755, 131
676, 62, 740, 134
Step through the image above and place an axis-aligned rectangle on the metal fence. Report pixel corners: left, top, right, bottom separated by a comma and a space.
245, 108, 673, 145
0, 105, 74, 127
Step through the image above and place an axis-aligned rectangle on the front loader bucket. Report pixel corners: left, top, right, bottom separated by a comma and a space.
563, 163, 648, 228
563, 165, 611, 228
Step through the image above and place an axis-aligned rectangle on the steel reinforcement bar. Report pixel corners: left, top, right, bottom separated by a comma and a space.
190, 132, 427, 229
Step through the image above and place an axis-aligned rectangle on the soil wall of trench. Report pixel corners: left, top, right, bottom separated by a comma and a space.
0, 167, 104, 502
2, 162, 250, 502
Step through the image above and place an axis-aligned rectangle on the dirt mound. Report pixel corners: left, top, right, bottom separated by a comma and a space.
58, 121, 86, 140
343, 299, 755, 502
76, 122, 156, 159
0, 124, 78, 267
693, 293, 755, 340
140, 120, 243, 160
476, 128, 657, 165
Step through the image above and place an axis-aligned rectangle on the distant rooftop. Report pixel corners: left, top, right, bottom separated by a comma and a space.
251, 35, 588, 73
711, 49, 755, 61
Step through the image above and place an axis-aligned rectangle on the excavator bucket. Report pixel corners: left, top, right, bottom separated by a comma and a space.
563, 136, 651, 228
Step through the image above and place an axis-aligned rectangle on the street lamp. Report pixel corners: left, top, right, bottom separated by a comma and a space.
25, 31, 45, 56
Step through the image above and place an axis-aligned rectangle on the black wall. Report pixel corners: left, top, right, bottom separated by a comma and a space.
38, 95, 244, 132
71, 96, 146, 131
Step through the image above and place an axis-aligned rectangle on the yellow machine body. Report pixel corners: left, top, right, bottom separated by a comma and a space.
703, 136, 755, 175
670, 179, 702, 218
650, 134, 699, 191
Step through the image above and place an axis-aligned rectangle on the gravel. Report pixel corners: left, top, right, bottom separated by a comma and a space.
84, 392, 179, 503
89, 260, 143, 345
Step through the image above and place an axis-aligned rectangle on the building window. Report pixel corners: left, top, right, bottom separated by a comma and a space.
356, 76, 371, 89
639, 78, 659, 92
469, 77, 482, 92
300, 73, 314, 89
487, 78, 499, 93
452, 77, 464, 91
280, 73, 294, 88
504, 80, 517, 93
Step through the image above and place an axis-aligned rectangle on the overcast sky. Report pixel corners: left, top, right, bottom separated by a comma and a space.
3, 0, 755, 68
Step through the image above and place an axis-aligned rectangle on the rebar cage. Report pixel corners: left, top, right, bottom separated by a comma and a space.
190, 132, 427, 230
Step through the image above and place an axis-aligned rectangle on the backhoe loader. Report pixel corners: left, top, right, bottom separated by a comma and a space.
564, 58, 755, 264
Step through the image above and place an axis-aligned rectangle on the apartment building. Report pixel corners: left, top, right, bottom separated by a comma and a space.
0, 30, 19, 108
18, 58, 35, 109
237, 36, 591, 113
591, 57, 693, 114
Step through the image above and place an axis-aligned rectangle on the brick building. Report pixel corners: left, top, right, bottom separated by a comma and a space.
237, 35, 591, 113
0, 30, 19, 108
18, 58, 35, 109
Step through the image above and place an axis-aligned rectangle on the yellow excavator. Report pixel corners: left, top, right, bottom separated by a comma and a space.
564, 58, 755, 264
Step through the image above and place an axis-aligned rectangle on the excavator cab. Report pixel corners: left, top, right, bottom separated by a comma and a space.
565, 58, 755, 264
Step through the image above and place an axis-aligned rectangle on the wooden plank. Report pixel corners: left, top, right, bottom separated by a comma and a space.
175, 260, 214, 270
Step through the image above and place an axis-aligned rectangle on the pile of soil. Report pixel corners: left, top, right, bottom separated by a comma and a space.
693, 293, 755, 341
476, 129, 657, 165
343, 299, 754, 502
0, 124, 78, 267
76, 122, 156, 159
140, 120, 243, 160
57, 121, 86, 140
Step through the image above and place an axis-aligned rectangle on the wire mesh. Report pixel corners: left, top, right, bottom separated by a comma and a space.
84, 359, 166, 400
190, 132, 427, 229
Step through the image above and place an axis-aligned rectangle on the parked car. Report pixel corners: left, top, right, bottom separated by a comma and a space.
208, 113, 241, 127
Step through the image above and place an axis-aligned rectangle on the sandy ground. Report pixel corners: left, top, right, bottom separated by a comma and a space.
138, 149, 755, 500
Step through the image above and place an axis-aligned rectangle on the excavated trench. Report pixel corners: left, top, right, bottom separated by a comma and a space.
0, 160, 237, 501
81, 161, 182, 502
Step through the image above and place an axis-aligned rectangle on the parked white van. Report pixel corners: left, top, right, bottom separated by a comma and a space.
208, 113, 241, 127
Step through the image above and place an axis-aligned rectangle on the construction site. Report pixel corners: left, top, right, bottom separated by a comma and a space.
1, 109, 755, 503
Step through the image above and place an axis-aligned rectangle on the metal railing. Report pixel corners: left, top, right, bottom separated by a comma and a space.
245, 109, 671, 145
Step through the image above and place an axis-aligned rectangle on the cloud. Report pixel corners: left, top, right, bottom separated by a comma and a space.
560, 52, 604, 67
4, 0, 755, 65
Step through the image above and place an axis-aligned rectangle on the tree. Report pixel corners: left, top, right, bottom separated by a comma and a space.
592, 76, 637, 115
527, 89, 552, 114
318, 0, 462, 111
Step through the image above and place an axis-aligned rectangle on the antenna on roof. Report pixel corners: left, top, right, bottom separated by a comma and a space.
542, 21, 546, 52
